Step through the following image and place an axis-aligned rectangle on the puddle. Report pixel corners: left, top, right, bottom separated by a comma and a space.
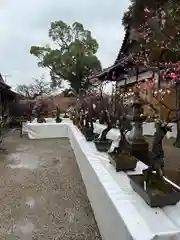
65, 208, 75, 223
18, 222, 34, 234
25, 197, 35, 208
68, 212, 75, 223
16, 145, 33, 152
11, 219, 35, 235
6, 153, 40, 170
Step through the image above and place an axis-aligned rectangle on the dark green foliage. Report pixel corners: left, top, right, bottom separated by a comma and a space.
122, 0, 180, 64
122, 0, 169, 28
30, 21, 102, 94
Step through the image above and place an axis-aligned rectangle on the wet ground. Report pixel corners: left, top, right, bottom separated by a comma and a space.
0, 130, 101, 240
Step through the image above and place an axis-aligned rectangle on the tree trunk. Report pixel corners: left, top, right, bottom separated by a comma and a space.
174, 85, 180, 147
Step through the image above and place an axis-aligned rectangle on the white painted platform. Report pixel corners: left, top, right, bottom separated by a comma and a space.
22, 118, 71, 137
25, 121, 180, 240
26, 118, 177, 139
94, 122, 177, 140
31, 117, 72, 123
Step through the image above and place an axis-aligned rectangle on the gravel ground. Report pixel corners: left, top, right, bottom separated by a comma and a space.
0, 130, 102, 240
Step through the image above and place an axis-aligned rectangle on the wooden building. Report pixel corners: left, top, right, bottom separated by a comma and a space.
0, 74, 20, 119
96, 26, 177, 120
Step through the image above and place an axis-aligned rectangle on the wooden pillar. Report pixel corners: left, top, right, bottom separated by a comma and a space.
1, 91, 5, 118
0, 90, 2, 118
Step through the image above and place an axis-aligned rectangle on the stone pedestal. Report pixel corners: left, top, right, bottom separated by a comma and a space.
127, 140, 149, 165
127, 122, 149, 165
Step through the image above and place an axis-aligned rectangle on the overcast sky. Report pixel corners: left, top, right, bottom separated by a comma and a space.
0, 0, 130, 90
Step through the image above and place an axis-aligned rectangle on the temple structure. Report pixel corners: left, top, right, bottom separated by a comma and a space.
95, 26, 177, 120
0, 74, 20, 118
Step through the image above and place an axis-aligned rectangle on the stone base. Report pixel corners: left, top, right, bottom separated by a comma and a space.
127, 140, 149, 165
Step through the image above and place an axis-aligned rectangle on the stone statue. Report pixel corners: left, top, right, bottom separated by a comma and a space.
55, 106, 62, 123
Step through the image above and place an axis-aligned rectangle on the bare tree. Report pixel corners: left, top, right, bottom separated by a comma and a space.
16, 75, 53, 99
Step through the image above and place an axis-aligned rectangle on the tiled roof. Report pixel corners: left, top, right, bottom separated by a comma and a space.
115, 27, 130, 64
0, 74, 11, 89
0, 74, 5, 84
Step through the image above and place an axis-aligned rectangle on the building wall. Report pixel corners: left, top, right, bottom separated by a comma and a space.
141, 87, 177, 121
16, 96, 77, 116
119, 83, 177, 121
157, 88, 176, 121
52, 96, 76, 112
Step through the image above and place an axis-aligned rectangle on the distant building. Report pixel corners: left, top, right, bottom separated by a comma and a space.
94, 26, 177, 120
0, 73, 21, 118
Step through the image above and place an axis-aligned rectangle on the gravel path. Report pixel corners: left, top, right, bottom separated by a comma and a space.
0, 130, 102, 240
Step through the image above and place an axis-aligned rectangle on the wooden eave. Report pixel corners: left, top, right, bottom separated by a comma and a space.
96, 26, 133, 81
96, 56, 130, 80
95, 25, 149, 83
113, 24, 156, 87
0, 81, 11, 90
2, 88, 23, 101
0, 74, 11, 89
115, 26, 130, 64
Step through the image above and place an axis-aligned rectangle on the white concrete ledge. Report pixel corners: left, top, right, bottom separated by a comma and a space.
93, 122, 177, 140
26, 121, 180, 240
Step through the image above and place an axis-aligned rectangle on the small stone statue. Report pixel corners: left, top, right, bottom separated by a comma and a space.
79, 109, 85, 129
32, 98, 46, 123
55, 106, 62, 123
82, 112, 94, 140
